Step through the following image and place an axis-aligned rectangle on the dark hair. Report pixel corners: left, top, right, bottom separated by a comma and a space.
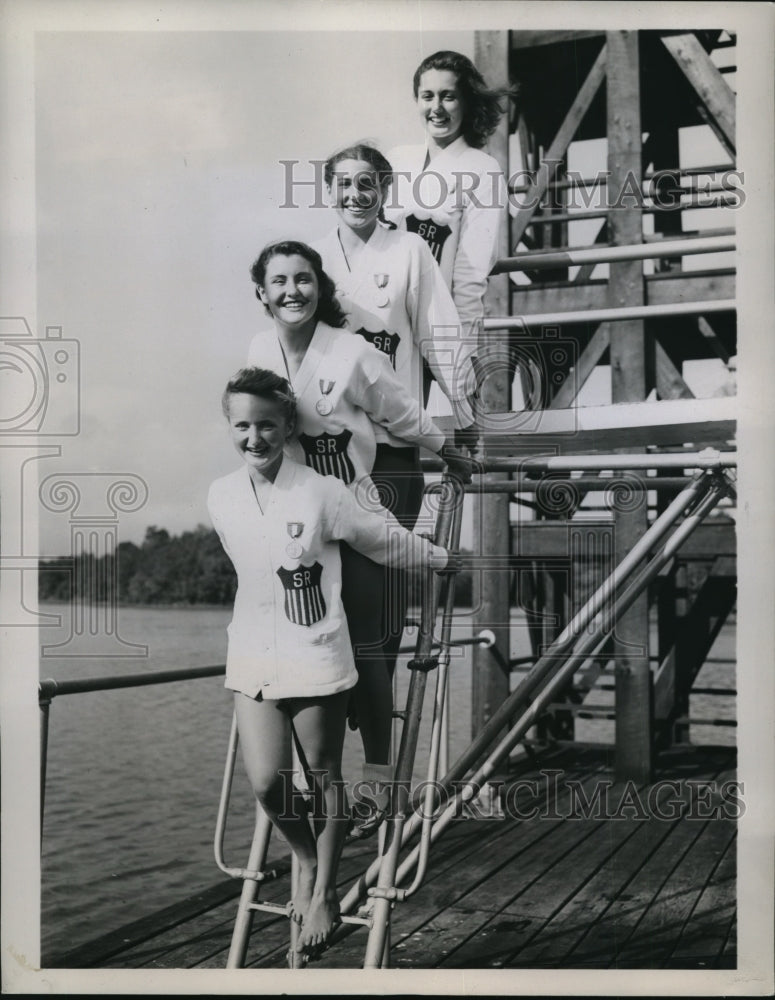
221, 367, 297, 426
249, 240, 348, 329
324, 142, 396, 231
412, 50, 516, 149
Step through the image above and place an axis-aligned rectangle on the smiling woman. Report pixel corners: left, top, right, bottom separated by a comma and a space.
416, 67, 466, 149
223, 372, 296, 483
243, 238, 472, 825
210, 363, 453, 955
312, 142, 476, 698
208, 363, 452, 952
386, 50, 515, 347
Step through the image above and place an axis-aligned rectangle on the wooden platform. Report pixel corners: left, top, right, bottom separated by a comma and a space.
49, 742, 737, 971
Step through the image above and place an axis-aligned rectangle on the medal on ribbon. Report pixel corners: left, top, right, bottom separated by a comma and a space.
373, 273, 390, 308
316, 378, 335, 416
286, 521, 304, 559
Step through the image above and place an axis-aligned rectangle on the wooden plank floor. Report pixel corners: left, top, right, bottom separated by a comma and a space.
49, 742, 737, 971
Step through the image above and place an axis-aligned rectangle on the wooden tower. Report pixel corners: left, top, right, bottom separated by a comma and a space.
471, 29, 737, 781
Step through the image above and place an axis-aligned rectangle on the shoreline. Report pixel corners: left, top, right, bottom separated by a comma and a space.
38, 599, 231, 612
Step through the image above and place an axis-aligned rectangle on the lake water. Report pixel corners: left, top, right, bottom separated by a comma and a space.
38, 602, 735, 962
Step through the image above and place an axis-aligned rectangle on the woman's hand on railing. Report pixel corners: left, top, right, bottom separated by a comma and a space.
440, 442, 475, 483
428, 549, 464, 575
436, 550, 463, 575
453, 422, 480, 455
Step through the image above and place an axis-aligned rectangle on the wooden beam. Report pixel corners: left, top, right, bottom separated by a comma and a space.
511, 44, 607, 246
438, 394, 737, 453
512, 521, 736, 560
508, 271, 736, 316
572, 218, 608, 284
550, 323, 610, 408
472, 31, 512, 742
510, 30, 605, 49
655, 340, 694, 399
654, 575, 737, 728
606, 30, 652, 783
661, 33, 736, 158
697, 316, 732, 363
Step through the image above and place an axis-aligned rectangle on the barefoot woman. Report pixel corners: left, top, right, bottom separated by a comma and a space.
208, 367, 450, 953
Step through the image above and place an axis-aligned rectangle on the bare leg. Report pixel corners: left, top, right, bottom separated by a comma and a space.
289, 690, 350, 953
233, 693, 316, 924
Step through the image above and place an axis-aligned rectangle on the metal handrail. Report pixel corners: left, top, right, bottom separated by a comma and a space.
39, 663, 226, 702
362, 474, 465, 967
501, 198, 739, 226
336, 468, 732, 918
38, 663, 227, 829
508, 163, 735, 194
390, 476, 732, 874
390, 477, 466, 904
38, 636, 493, 828
482, 297, 736, 330
423, 450, 737, 474
491, 234, 735, 275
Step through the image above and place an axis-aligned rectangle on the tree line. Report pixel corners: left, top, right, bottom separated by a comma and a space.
38, 525, 473, 606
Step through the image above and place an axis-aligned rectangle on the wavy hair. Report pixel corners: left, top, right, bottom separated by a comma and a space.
412, 50, 516, 149
249, 240, 348, 329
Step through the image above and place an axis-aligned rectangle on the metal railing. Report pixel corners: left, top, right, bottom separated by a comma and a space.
482, 297, 736, 331
38, 664, 226, 827
334, 466, 735, 951
490, 234, 735, 276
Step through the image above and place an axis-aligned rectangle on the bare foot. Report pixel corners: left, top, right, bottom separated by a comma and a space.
287, 862, 316, 925
298, 888, 340, 954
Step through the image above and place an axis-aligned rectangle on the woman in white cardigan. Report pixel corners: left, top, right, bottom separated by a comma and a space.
246, 240, 470, 812
209, 367, 450, 955
387, 50, 515, 352
313, 142, 477, 682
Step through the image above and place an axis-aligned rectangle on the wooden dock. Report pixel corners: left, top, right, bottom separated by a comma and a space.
50, 741, 736, 971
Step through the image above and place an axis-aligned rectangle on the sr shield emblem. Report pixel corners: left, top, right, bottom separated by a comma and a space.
276, 561, 326, 626
298, 428, 357, 484
405, 214, 452, 263
355, 328, 401, 369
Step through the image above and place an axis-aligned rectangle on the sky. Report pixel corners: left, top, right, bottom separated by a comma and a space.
32, 27, 479, 553
21, 18, 741, 556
